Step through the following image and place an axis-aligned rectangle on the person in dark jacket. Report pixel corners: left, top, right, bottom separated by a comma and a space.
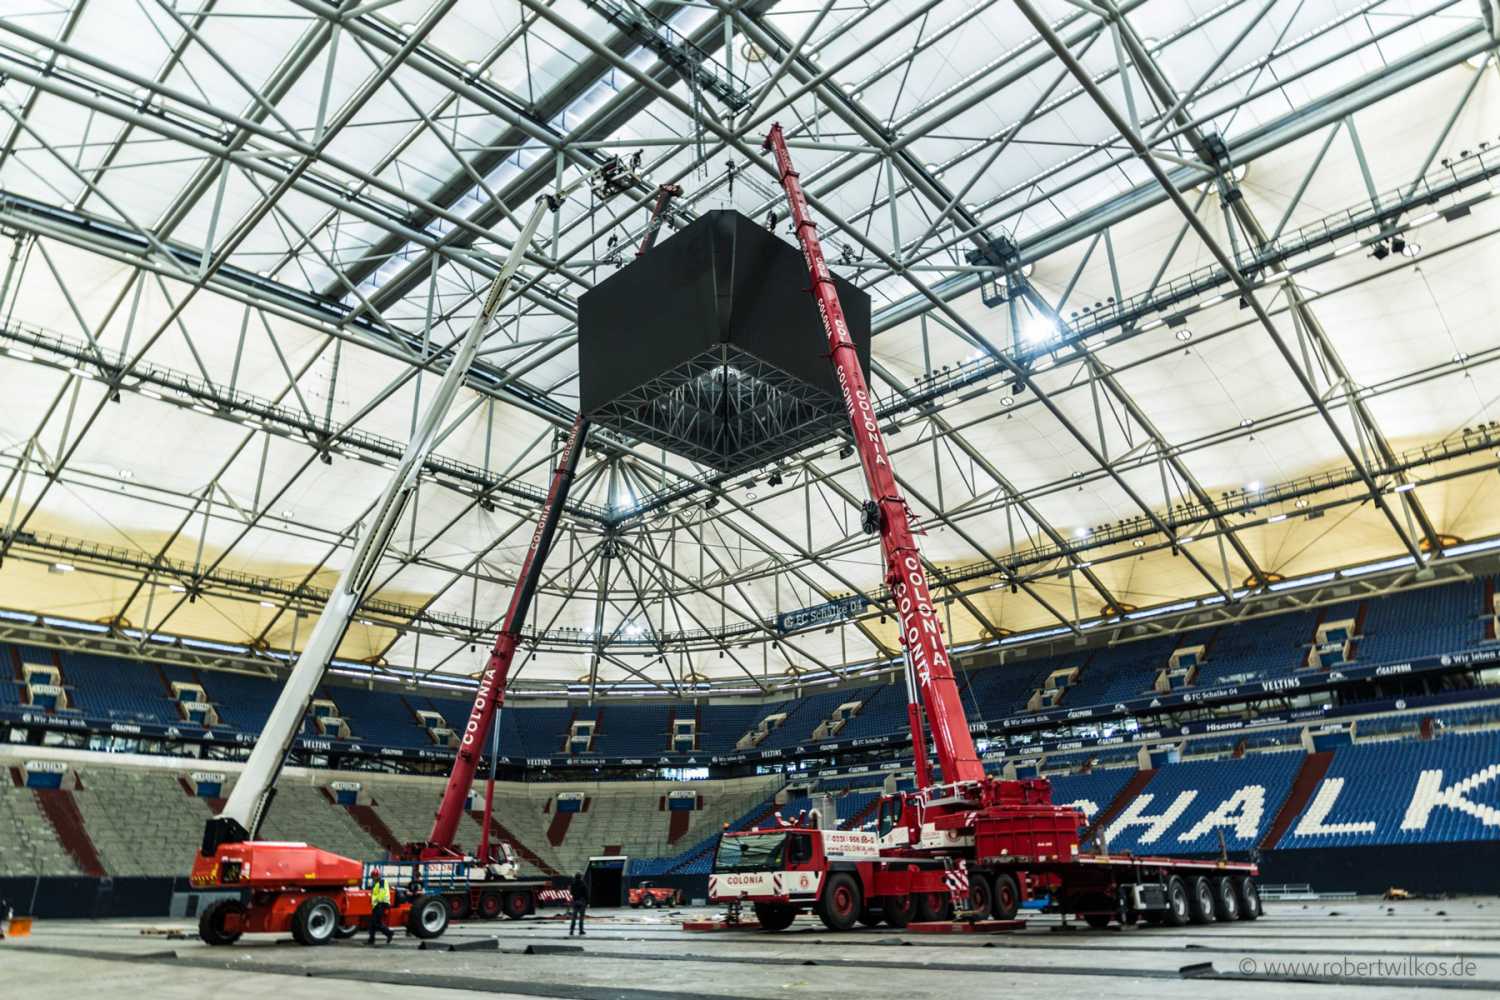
568, 873, 589, 936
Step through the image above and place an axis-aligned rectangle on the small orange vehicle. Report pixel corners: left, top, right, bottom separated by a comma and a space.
628, 882, 683, 908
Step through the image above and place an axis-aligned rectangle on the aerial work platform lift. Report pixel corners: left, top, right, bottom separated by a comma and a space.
190, 161, 667, 946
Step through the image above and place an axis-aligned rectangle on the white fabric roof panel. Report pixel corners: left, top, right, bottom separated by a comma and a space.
0, 0, 1495, 690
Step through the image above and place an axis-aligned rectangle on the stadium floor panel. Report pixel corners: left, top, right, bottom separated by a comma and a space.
7, 898, 1498, 998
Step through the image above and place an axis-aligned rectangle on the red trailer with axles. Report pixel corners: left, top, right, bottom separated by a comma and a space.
706, 126, 1262, 933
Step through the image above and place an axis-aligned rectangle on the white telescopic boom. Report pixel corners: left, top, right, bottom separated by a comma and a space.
207, 182, 582, 850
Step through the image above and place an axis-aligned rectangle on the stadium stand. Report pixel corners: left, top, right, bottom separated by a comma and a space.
253, 779, 383, 861
6, 578, 1493, 763
325, 685, 429, 748
1047, 768, 1139, 823
1277, 730, 1500, 849
1356, 580, 1489, 663
71, 766, 208, 876
1101, 749, 1306, 854
57, 653, 179, 727
1191, 614, 1315, 687
0, 780, 82, 876
1063, 636, 1181, 707
2, 721, 1497, 883
591, 702, 672, 756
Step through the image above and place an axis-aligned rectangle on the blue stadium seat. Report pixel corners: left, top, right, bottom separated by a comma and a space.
1279, 731, 1500, 848
1100, 751, 1303, 855
57, 652, 180, 726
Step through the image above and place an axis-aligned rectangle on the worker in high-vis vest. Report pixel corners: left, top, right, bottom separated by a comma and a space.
367, 869, 395, 945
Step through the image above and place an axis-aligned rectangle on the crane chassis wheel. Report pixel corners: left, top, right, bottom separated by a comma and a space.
816, 873, 863, 931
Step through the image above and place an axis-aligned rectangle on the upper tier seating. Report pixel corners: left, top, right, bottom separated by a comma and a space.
1192, 614, 1315, 687
326, 685, 429, 748
3, 579, 1493, 762
58, 653, 180, 726
590, 703, 672, 756
1356, 581, 1488, 663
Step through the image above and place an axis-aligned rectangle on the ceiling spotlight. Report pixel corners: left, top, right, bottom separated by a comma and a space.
1399, 240, 1422, 258
1239, 418, 1253, 428
1246, 481, 1262, 492
117, 469, 133, 480
1454, 352, 1470, 364
1131, 539, 1145, 548
1175, 329, 1193, 342
838, 444, 854, 459
1000, 395, 1014, 407
1020, 315, 1060, 345
1370, 241, 1390, 260
704, 496, 720, 510
766, 471, 783, 487
1293, 498, 1309, 509
259, 600, 275, 608
49, 562, 75, 574
1074, 527, 1090, 539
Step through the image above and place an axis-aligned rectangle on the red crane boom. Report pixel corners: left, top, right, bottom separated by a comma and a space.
425, 415, 589, 850
763, 123, 985, 788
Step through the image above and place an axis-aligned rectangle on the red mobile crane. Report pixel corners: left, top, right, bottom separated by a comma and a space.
706, 126, 1262, 933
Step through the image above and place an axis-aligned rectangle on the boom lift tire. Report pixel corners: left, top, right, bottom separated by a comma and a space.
991, 874, 1020, 920
914, 891, 952, 923
446, 893, 472, 920
1235, 877, 1262, 920
477, 891, 503, 920
407, 893, 451, 939
198, 899, 245, 946
816, 873, 863, 931
883, 894, 916, 928
503, 891, 530, 919
1212, 876, 1240, 921
857, 904, 884, 927
291, 896, 340, 946
1187, 877, 1217, 925
1163, 877, 1191, 927
753, 902, 798, 930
